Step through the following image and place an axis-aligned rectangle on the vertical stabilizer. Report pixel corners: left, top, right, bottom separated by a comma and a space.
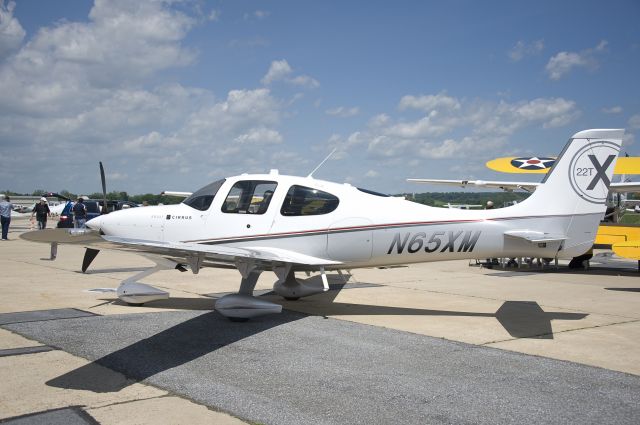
515, 129, 624, 257
522, 129, 623, 215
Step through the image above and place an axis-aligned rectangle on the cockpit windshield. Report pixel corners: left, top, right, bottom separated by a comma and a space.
182, 179, 226, 211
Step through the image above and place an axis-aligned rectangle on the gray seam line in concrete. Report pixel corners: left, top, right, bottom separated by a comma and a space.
0, 312, 99, 326
481, 318, 640, 346
87, 392, 246, 422
0, 345, 55, 357
84, 394, 173, 411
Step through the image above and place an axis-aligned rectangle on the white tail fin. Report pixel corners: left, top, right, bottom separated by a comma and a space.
514, 129, 624, 257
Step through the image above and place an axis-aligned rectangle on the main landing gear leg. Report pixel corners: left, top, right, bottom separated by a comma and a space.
117, 256, 172, 305
215, 260, 282, 321
272, 264, 328, 300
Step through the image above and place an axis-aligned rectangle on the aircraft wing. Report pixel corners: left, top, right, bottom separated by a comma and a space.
609, 182, 640, 193
407, 178, 539, 192
408, 178, 640, 194
20, 229, 340, 268
160, 191, 192, 198
102, 236, 341, 267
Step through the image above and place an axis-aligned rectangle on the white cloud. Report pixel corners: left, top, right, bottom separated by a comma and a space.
0, 1, 291, 193
546, 40, 608, 80
245, 10, 270, 20
261, 59, 319, 88
364, 170, 379, 178
208, 9, 220, 21
0, 0, 25, 57
234, 128, 283, 145
508, 39, 544, 62
602, 106, 623, 114
398, 93, 460, 112
326, 106, 359, 117
368, 114, 390, 127
0, 0, 197, 121
290, 74, 319, 88
261, 59, 292, 85
628, 114, 640, 130
511, 98, 578, 128
324, 94, 580, 161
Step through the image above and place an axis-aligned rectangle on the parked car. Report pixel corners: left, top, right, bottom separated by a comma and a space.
57, 199, 138, 228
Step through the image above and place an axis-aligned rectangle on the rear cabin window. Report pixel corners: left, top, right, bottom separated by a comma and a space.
221, 181, 277, 214
280, 185, 339, 216
183, 179, 225, 211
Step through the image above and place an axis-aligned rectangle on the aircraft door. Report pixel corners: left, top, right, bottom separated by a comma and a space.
217, 180, 279, 239
327, 218, 373, 262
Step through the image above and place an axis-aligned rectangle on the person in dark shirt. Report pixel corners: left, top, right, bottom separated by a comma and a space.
31, 197, 51, 230
73, 197, 87, 229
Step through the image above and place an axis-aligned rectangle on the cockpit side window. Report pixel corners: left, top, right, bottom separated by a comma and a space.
280, 185, 339, 216
221, 180, 278, 214
183, 179, 226, 211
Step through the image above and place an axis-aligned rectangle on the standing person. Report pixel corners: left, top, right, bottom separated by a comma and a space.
0, 195, 13, 240
73, 197, 87, 229
31, 197, 51, 230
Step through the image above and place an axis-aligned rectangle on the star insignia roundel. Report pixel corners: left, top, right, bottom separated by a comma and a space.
510, 157, 556, 170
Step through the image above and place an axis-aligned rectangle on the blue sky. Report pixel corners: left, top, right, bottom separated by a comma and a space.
1, 0, 639, 195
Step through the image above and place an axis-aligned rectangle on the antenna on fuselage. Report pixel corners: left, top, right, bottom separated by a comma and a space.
307, 148, 337, 178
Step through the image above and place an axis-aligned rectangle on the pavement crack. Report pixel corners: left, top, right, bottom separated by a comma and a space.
483, 318, 640, 345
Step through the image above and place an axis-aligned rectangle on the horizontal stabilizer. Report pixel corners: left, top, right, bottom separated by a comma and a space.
504, 230, 567, 243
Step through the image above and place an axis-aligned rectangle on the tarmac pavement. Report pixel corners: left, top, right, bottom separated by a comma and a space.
1, 223, 639, 424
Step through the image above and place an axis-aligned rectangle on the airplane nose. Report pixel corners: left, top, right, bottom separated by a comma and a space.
86, 215, 104, 231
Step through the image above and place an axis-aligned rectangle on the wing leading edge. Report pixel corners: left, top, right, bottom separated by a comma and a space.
407, 179, 637, 194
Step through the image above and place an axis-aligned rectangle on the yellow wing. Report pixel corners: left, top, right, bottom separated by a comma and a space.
486, 157, 640, 174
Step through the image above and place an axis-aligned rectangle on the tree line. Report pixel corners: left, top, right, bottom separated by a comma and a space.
1, 189, 185, 206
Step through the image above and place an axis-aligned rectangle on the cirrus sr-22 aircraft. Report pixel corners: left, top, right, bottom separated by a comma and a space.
23, 129, 623, 321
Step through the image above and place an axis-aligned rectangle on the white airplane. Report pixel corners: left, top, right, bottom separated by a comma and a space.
22, 129, 623, 321
9, 200, 68, 220
444, 203, 483, 209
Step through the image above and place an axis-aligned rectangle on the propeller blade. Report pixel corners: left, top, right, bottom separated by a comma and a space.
99, 161, 108, 214
82, 248, 100, 273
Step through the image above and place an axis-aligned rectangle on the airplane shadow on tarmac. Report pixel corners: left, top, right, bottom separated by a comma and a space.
268, 276, 587, 341
46, 275, 587, 393
46, 310, 305, 393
